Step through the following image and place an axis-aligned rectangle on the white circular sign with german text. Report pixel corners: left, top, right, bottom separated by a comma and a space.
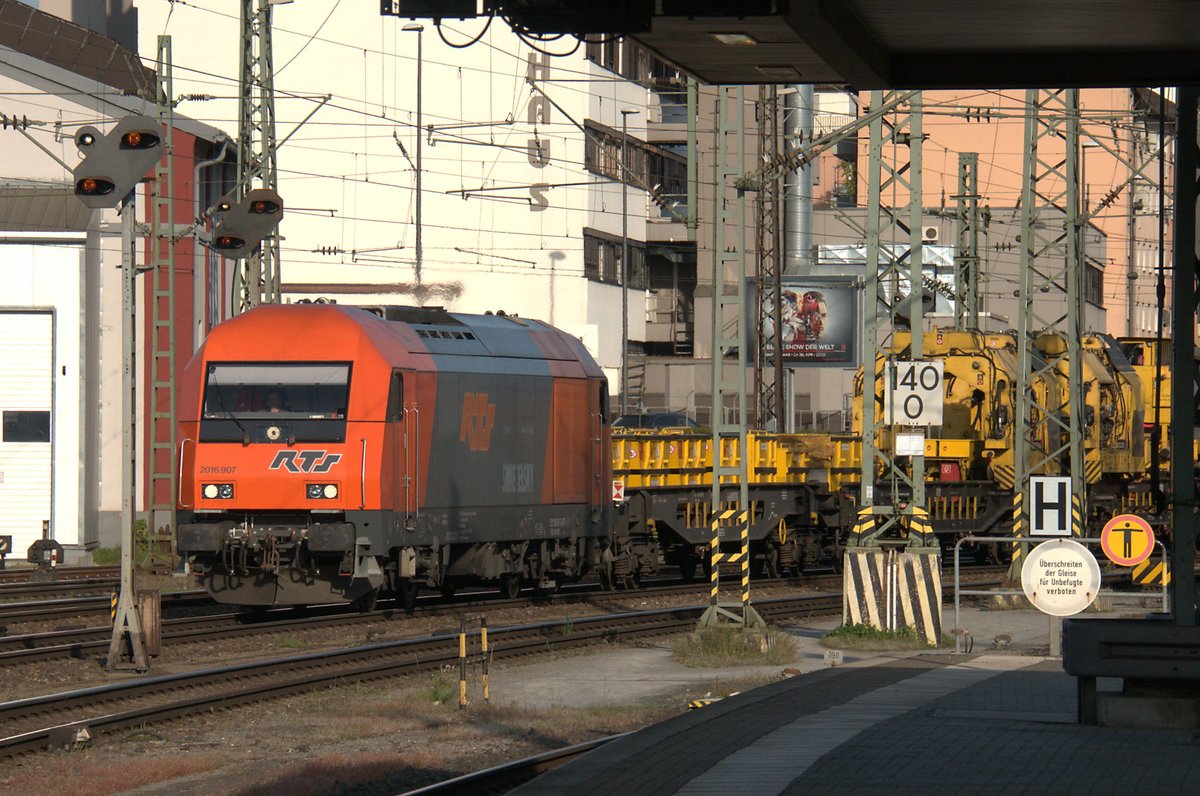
1020, 539, 1101, 617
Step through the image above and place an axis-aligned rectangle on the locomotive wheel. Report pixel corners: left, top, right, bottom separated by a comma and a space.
352, 588, 379, 613
599, 552, 615, 591
501, 573, 522, 599
398, 579, 420, 614
622, 570, 641, 590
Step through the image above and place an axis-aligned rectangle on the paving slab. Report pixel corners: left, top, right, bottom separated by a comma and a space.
508, 603, 1200, 795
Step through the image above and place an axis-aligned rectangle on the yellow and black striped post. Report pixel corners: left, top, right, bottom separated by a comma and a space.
1132, 557, 1171, 587
708, 510, 727, 607
110, 592, 118, 624
740, 511, 750, 613
1072, 493, 1083, 537
906, 507, 936, 550
700, 506, 764, 629
458, 615, 468, 710
1009, 491, 1026, 581
849, 507, 880, 547
480, 616, 490, 703
843, 549, 942, 645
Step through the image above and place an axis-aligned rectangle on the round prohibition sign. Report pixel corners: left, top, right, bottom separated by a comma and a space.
1099, 514, 1155, 567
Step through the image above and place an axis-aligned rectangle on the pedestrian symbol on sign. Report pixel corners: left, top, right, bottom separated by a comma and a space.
1100, 514, 1155, 567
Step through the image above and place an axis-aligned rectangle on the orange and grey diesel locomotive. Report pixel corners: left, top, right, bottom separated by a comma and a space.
176, 304, 616, 606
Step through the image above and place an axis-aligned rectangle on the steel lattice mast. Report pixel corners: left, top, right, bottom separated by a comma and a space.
234, 0, 280, 311
754, 84, 785, 430
852, 91, 934, 547
953, 153, 981, 330
1011, 89, 1086, 578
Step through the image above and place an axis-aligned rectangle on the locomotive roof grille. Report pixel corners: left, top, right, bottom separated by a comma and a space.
415, 328, 476, 340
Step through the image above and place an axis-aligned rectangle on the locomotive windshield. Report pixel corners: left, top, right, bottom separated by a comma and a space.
199, 362, 351, 443
203, 363, 351, 418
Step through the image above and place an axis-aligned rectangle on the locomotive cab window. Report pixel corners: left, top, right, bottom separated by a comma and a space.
200, 362, 351, 443
386, 370, 404, 422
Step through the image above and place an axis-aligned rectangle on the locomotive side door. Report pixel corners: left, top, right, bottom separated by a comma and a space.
387, 369, 418, 527
594, 381, 609, 506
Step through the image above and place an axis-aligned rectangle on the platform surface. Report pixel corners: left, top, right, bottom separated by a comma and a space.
513, 650, 1200, 795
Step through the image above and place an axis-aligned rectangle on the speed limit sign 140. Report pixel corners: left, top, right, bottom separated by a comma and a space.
886, 361, 944, 426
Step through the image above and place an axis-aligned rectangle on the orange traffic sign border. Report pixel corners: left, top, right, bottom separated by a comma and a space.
1099, 513, 1155, 567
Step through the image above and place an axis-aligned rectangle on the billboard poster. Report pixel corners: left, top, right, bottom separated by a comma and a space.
755, 279, 859, 366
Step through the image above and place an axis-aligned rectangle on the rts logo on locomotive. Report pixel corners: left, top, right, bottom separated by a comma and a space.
268, 450, 342, 473
460, 392, 496, 452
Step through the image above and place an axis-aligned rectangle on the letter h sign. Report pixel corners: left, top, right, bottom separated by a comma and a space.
1029, 476, 1073, 537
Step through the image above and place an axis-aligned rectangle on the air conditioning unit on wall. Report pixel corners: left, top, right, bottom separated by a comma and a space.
921, 225, 939, 243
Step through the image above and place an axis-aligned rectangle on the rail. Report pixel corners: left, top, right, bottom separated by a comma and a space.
0, 594, 843, 758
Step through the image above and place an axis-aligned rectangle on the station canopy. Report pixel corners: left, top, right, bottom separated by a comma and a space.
399, 1, 1200, 89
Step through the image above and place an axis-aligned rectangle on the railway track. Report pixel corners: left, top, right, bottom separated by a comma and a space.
0, 568, 1013, 665
0, 589, 213, 624
0, 592, 845, 758
0, 578, 121, 601
0, 575, 852, 664
0, 566, 119, 584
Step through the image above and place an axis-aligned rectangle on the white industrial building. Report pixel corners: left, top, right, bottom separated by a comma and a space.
0, 0, 230, 558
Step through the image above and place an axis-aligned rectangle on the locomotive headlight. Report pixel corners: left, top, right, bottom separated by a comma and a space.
306, 483, 340, 500
217, 484, 234, 499
203, 484, 219, 499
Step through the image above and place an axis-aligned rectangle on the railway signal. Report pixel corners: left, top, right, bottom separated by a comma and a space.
72, 115, 163, 209
207, 189, 284, 259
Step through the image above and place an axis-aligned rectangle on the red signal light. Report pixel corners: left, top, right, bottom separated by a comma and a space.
214, 235, 246, 250
119, 130, 161, 150
75, 177, 114, 196
250, 199, 280, 214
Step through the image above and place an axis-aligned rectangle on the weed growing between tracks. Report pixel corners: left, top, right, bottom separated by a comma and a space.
671, 625, 799, 668
822, 623, 953, 650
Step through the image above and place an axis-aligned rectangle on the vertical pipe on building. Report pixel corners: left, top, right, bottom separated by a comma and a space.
784, 85, 814, 273
620, 110, 635, 416
194, 140, 229, 346
687, 78, 698, 242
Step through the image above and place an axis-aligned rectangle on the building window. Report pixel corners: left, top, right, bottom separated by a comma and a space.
584, 36, 621, 73
583, 229, 646, 289
2, 410, 50, 443
584, 121, 685, 202
1085, 264, 1104, 308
